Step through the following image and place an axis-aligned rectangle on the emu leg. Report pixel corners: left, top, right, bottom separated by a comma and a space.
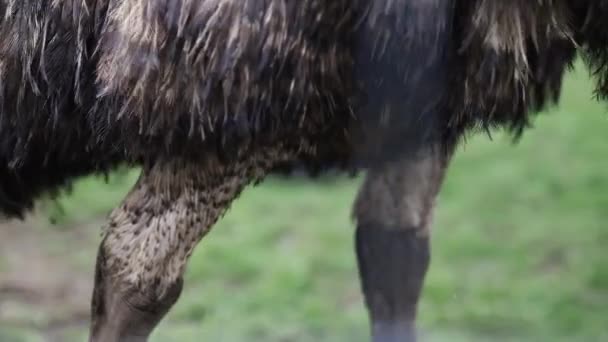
88, 155, 275, 342
354, 146, 452, 342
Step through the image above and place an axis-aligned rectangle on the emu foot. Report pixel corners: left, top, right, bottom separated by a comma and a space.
372, 320, 417, 342
89, 248, 183, 342
90, 282, 183, 342
355, 223, 430, 342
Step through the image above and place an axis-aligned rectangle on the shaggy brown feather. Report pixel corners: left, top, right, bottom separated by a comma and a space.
445, 0, 578, 141
0, 0, 607, 217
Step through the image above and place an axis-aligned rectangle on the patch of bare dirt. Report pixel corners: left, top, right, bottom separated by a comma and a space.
0, 215, 104, 341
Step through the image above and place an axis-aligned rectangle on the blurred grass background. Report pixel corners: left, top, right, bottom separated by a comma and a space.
1, 64, 607, 341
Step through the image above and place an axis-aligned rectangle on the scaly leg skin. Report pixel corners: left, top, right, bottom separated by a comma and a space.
354, 145, 453, 342
88, 151, 285, 342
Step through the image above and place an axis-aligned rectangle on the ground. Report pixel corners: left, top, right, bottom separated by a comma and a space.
1, 65, 607, 341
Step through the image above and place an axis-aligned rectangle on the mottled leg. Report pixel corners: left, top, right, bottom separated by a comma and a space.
354, 146, 452, 342
88, 155, 273, 342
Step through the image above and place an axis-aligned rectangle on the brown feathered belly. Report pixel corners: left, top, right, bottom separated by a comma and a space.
92, 0, 456, 163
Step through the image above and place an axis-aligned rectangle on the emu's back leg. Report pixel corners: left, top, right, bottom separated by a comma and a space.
354, 146, 452, 342
89, 154, 278, 342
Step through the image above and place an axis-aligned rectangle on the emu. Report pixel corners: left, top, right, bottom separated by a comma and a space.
0, 1, 606, 341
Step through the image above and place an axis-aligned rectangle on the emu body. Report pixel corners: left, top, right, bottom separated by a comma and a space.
0, 1, 607, 341
0, 0, 451, 215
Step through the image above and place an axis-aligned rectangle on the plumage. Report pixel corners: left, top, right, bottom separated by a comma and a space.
0, 0, 605, 217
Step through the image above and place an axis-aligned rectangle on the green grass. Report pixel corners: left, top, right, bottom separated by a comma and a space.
4, 65, 608, 341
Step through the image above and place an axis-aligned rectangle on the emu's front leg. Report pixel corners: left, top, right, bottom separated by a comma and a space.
88, 157, 257, 341
354, 146, 452, 342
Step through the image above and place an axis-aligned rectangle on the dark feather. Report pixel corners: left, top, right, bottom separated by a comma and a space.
0, 0, 603, 217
